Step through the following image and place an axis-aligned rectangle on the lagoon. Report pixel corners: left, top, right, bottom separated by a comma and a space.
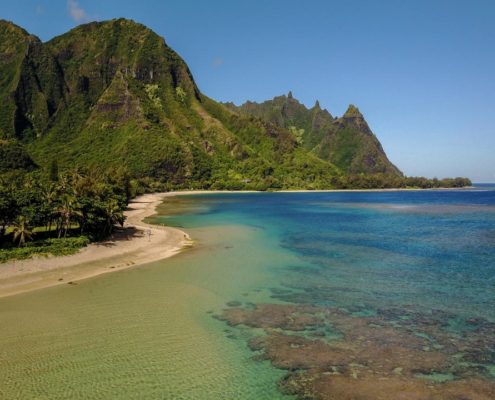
1, 188, 494, 398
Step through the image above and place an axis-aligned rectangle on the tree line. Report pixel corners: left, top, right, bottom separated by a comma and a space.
336, 174, 472, 190
0, 166, 132, 247
0, 162, 472, 253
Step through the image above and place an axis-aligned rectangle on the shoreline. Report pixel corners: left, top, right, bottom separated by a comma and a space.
165, 186, 477, 196
0, 186, 480, 299
0, 193, 192, 299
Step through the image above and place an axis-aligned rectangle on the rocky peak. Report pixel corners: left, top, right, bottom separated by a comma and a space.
343, 104, 364, 119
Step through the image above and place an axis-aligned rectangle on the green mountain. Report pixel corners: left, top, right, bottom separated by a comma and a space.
0, 18, 470, 190
0, 19, 344, 189
224, 93, 401, 175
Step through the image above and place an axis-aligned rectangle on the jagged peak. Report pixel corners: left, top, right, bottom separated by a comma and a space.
343, 104, 364, 119
287, 90, 293, 99
313, 100, 321, 109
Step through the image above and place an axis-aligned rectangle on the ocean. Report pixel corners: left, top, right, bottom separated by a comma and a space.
0, 187, 494, 398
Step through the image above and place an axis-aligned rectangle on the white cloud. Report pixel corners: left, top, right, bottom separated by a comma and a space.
67, 0, 88, 22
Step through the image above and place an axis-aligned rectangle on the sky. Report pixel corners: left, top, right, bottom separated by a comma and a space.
2, 0, 495, 182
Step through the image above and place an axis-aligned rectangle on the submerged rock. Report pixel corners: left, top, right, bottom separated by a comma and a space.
220, 302, 495, 399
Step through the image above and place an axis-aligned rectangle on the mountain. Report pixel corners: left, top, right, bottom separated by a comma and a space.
224, 94, 401, 175
0, 21, 65, 141
0, 19, 345, 189
0, 18, 469, 189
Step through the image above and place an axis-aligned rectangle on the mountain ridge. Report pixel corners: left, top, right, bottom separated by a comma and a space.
224, 94, 402, 176
0, 18, 471, 190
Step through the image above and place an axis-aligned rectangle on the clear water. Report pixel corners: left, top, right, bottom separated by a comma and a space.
0, 187, 494, 398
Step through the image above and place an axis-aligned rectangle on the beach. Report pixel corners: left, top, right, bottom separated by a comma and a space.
0, 189, 493, 399
0, 188, 478, 300
0, 193, 191, 299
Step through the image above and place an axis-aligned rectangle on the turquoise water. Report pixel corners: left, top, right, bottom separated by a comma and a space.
0, 187, 494, 398
164, 188, 495, 321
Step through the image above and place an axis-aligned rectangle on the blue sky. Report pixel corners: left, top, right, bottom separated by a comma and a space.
3, 0, 494, 181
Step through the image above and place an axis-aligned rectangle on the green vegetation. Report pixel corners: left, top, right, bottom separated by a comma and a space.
224, 96, 402, 176
0, 18, 474, 263
0, 167, 131, 262
0, 15, 472, 234
0, 18, 354, 190
336, 174, 472, 189
0, 236, 90, 263
0, 140, 37, 171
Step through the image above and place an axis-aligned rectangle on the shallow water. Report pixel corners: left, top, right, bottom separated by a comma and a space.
1, 188, 494, 398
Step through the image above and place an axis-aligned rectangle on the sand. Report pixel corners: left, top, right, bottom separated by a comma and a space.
0, 187, 474, 299
0, 193, 192, 299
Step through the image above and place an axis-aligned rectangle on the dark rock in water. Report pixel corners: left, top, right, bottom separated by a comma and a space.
283, 372, 495, 400
221, 304, 324, 331
463, 349, 495, 364
218, 302, 495, 399
226, 300, 242, 307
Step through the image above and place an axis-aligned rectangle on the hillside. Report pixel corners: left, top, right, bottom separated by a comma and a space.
224, 93, 401, 175
0, 18, 470, 190
0, 19, 345, 190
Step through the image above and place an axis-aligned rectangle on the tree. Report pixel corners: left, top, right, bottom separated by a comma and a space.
0, 182, 16, 240
56, 193, 82, 238
104, 199, 125, 235
12, 216, 33, 246
49, 159, 59, 182
42, 183, 58, 235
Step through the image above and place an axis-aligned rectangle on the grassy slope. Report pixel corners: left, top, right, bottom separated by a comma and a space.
226, 95, 402, 176
19, 19, 342, 189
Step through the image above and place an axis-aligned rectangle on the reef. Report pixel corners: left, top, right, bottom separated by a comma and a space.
219, 302, 495, 399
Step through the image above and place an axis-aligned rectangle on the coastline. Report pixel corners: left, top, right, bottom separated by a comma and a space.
0, 193, 192, 299
0, 186, 477, 299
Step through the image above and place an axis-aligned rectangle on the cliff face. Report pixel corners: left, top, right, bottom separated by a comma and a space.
0, 20, 66, 141
226, 95, 402, 176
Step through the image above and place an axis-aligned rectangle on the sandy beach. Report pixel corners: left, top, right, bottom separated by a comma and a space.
0, 193, 192, 299
0, 187, 474, 299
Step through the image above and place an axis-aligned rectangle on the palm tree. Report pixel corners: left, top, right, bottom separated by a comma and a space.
56, 193, 82, 238
12, 216, 33, 247
42, 183, 58, 236
105, 199, 125, 235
